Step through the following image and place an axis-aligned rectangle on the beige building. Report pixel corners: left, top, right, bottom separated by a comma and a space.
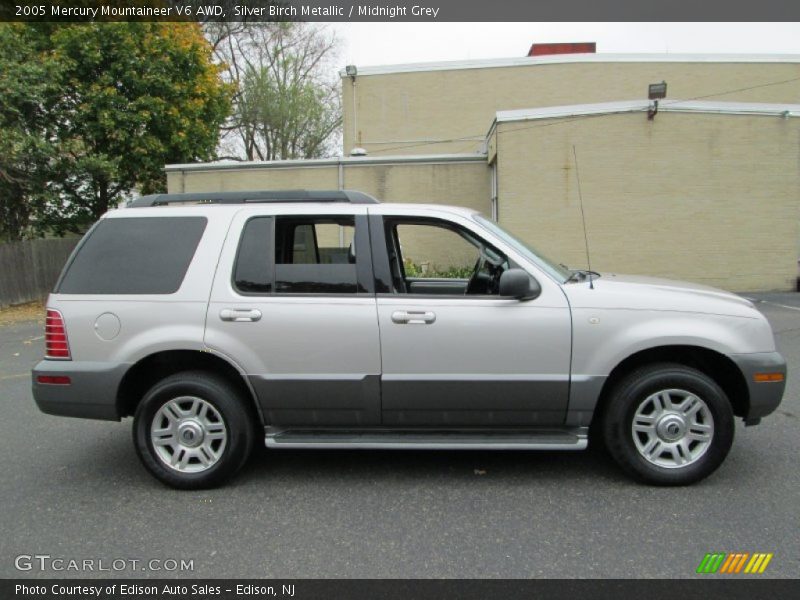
167, 154, 489, 214
167, 52, 800, 291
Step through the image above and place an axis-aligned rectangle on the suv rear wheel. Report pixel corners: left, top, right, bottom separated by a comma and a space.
133, 372, 255, 489
602, 363, 734, 485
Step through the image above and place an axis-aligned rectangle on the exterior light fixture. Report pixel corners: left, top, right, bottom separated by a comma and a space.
345, 65, 357, 78
648, 81, 667, 120
648, 81, 667, 100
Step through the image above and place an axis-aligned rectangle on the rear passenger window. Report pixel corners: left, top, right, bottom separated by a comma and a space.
57, 217, 206, 295
274, 216, 358, 294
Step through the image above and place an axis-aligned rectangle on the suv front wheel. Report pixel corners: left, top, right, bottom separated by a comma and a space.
602, 363, 734, 485
133, 372, 255, 489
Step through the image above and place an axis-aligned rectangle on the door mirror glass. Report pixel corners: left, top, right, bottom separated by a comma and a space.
499, 269, 541, 300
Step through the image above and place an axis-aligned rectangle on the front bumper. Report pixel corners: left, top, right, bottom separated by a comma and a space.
32, 360, 129, 421
729, 352, 787, 421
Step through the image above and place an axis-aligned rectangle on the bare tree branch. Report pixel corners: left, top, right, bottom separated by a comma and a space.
203, 22, 342, 162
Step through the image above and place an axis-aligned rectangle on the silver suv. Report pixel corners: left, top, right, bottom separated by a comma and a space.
32, 190, 786, 488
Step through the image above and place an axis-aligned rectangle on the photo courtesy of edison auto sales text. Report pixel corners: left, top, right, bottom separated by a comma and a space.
15, 583, 294, 596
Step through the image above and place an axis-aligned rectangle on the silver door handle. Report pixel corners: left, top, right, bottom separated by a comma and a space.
391, 310, 436, 325
220, 308, 262, 322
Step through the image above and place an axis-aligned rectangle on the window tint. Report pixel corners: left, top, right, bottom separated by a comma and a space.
274, 216, 358, 294
395, 223, 479, 279
384, 218, 509, 296
57, 217, 206, 295
234, 217, 273, 294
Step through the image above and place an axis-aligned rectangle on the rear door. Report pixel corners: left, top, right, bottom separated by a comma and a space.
204, 205, 381, 427
369, 206, 572, 427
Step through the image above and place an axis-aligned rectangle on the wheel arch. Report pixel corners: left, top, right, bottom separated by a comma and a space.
116, 349, 264, 424
592, 345, 749, 427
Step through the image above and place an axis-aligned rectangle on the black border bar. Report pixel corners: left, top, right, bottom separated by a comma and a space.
3, 579, 800, 600
3, 1, 800, 22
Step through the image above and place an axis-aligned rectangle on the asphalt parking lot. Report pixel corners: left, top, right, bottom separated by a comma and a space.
0, 294, 797, 579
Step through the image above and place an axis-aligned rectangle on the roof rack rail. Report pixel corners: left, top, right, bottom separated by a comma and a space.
129, 189, 379, 207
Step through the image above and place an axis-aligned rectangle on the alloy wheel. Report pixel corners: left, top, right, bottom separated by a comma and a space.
631, 388, 714, 469
150, 396, 228, 473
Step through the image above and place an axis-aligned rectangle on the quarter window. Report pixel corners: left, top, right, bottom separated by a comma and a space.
57, 217, 207, 295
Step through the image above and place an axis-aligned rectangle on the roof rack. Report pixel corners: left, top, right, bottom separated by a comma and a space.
129, 189, 379, 207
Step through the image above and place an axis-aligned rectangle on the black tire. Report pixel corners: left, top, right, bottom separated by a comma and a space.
133, 371, 256, 489
602, 363, 734, 486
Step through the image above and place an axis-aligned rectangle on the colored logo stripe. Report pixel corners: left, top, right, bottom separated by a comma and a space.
719, 553, 749, 573
697, 553, 726, 573
697, 552, 773, 574
745, 553, 774, 574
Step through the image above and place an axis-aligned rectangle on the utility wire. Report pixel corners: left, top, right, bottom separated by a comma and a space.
360, 74, 800, 154
663, 75, 800, 105
366, 136, 485, 155
497, 75, 800, 137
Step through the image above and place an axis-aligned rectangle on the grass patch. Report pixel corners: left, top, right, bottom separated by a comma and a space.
0, 301, 46, 326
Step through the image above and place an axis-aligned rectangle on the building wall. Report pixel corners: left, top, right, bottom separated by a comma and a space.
496, 111, 800, 291
167, 160, 490, 212
167, 57, 800, 291
343, 60, 800, 155
166, 165, 340, 194
166, 159, 492, 271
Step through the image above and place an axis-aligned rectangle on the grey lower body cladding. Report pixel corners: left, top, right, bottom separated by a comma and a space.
728, 351, 787, 420
249, 373, 569, 427
32, 360, 128, 421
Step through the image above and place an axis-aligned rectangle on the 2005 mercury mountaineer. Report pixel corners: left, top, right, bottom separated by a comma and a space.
32, 190, 786, 488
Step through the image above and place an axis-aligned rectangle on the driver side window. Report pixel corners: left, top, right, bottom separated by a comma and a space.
384, 219, 508, 296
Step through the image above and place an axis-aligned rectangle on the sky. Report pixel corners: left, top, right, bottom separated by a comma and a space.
333, 22, 800, 68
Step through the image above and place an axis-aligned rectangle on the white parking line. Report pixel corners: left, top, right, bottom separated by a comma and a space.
0, 373, 28, 381
744, 298, 800, 312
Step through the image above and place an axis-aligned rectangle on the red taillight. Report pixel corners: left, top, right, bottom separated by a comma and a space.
37, 375, 71, 385
45, 309, 71, 360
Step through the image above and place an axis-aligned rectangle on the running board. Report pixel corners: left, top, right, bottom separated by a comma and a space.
265, 428, 588, 450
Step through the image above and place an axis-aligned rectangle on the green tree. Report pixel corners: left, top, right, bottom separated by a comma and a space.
48, 22, 232, 219
0, 22, 232, 239
0, 25, 59, 240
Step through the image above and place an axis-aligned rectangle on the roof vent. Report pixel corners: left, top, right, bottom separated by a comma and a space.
528, 42, 596, 57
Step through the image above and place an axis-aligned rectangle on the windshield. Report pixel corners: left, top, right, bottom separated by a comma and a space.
473, 215, 571, 283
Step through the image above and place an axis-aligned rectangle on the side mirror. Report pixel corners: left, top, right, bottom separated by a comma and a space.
499, 268, 541, 301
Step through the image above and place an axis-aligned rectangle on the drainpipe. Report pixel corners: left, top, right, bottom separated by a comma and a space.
338, 156, 345, 247
345, 65, 359, 151
353, 78, 358, 147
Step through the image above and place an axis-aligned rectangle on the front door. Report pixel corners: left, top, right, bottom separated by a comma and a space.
370, 210, 572, 427
205, 207, 381, 427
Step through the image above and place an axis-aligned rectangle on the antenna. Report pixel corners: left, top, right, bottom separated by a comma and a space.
572, 145, 594, 290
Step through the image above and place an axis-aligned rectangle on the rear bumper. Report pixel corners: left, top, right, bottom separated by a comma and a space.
729, 352, 787, 421
32, 360, 129, 421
